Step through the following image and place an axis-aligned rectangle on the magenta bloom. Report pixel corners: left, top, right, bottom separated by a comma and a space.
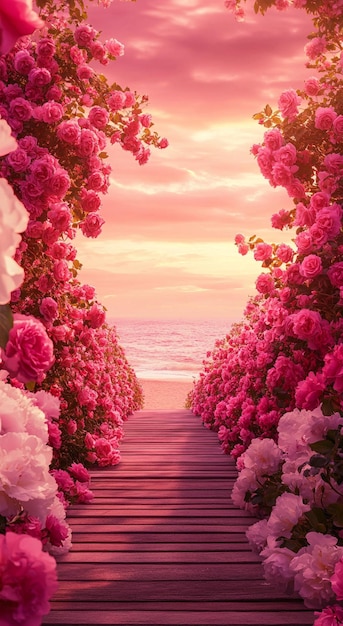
0, 531, 57, 626
2, 314, 54, 383
0, 0, 43, 55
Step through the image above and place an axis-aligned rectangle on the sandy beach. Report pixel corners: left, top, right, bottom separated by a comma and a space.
138, 378, 194, 410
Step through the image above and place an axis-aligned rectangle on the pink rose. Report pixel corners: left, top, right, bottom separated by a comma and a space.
80, 189, 101, 213
316, 205, 342, 239
108, 90, 126, 111
48, 169, 70, 199
57, 120, 81, 145
276, 244, 294, 263
315, 106, 337, 130
28, 67, 51, 87
80, 212, 105, 238
0, 532, 57, 626
304, 77, 320, 96
255, 273, 274, 294
36, 37, 55, 59
105, 37, 124, 57
86, 303, 106, 329
294, 202, 316, 227
299, 254, 322, 279
278, 89, 301, 120
314, 605, 343, 626
78, 129, 98, 156
6, 147, 31, 172
88, 106, 109, 129
324, 153, 343, 174
9, 96, 32, 121
274, 143, 297, 166
295, 231, 314, 254
291, 309, 325, 348
331, 557, 343, 601
263, 128, 284, 151
295, 372, 325, 409
304, 36, 327, 60
13, 49, 35, 75
53, 259, 71, 282
2, 314, 54, 383
328, 262, 343, 287
40, 101, 64, 124
254, 242, 273, 261
39, 297, 58, 322
0, 0, 43, 55
76, 64, 95, 81
333, 115, 343, 137
48, 203, 72, 232
74, 24, 96, 47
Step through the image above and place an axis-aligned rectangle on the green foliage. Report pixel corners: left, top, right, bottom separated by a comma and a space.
0, 304, 13, 349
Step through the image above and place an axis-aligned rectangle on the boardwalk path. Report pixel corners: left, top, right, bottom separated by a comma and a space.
43, 409, 314, 625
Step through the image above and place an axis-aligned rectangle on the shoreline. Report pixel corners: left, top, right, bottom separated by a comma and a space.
138, 378, 194, 410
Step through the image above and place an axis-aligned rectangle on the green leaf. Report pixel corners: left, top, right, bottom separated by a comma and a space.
327, 503, 343, 528
264, 104, 272, 117
310, 440, 335, 454
309, 453, 329, 468
0, 304, 13, 349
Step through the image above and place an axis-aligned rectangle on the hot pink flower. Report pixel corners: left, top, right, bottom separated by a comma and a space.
314, 605, 343, 626
254, 242, 273, 261
328, 262, 343, 287
39, 297, 58, 322
0, 0, 43, 55
255, 273, 274, 294
2, 314, 54, 383
331, 557, 343, 601
299, 254, 322, 279
88, 106, 109, 129
0, 532, 57, 626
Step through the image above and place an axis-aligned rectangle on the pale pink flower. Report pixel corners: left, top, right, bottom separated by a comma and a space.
0, 177, 28, 304
278, 89, 301, 120
304, 77, 320, 96
246, 519, 269, 553
290, 532, 343, 608
0, 532, 57, 626
242, 437, 282, 475
105, 37, 124, 57
261, 539, 295, 593
304, 37, 327, 60
267, 493, 310, 539
0, 0, 43, 55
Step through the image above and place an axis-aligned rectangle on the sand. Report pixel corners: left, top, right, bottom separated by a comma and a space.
138, 378, 194, 410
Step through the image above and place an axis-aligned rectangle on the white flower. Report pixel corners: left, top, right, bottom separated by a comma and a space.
0, 380, 48, 442
278, 406, 343, 459
0, 119, 17, 157
0, 432, 56, 522
0, 177, 29, 304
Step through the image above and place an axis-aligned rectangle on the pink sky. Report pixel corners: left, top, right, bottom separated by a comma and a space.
76, 0, 313, 322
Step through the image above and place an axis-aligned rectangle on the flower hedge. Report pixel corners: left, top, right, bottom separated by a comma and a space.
189, 0, 343, 622
0, 0, 166, 623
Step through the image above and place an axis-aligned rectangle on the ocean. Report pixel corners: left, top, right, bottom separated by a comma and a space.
111, 319, 232, 382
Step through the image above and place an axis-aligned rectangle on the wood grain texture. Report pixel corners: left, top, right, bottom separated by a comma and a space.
43, 409, 314, 626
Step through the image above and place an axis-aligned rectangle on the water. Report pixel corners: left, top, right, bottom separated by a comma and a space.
112, 319, 231, 381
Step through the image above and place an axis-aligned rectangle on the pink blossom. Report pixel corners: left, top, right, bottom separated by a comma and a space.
333, 115, 343, 137
314, 606, 343, 626
57, 120, 81, 145
53, 260, 71, 282
315, 106, 337, 130
323, 345, 343, 393
27, 67, 51, 87
74, 24, 96, 47
295, 372, 325, 409
39, 297, 58, 322
253, 242, 273, 261
304, 36, 327, 60
68, 462, 90, 483
39, 101, 64, 124
328, 262, 343, 287
324, 153, 343, 175
255, 273, 274, 294
13, 50, 35, 75
80, 212, 105, 238
86, 303, 106, 329
2, 314, 54, 383
276, 243, 294, 263
9, 96, 32, 121
331, 557, 343, 601
294, 202, 316, 227
88, 106, 109, 129
263, 128, 284, 150
274, 142, 297, 166
299, 254, 322, 279
0, 532, 57, 626
278, 89, 301, 121
304, 77, 320, 96
0, 0, 43, 55
108, 90, 126, 111
80, 189, 101, 213
105, 37, 124, 57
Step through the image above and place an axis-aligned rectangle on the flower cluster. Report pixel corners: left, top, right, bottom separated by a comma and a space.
189, 1, 343, 621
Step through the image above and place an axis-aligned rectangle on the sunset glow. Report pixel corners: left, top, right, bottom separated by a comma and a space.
77, 0, 313, 322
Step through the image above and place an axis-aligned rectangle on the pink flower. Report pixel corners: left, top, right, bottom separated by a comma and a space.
304, 36, 327, 60
295, 372, 325, 409
299, 254, 322, 279
328, 262, 343, 287
13, 50, 35, 75
304, 77, 320, 96
278, 89, 301, 120
253, 242, 273, 261
331, 557, 343, 601
86, 303, 106, 329
105, 37, 124, 57
0, 0, 43, 55
88, 106, 109, 129
315, 106, 337, 130
74, 24, 96, 47
80, 212, 105, 238
276, 244, 294, 263
108, 90, 126, 111
2, 314, 54, 383
80, 189, 101, 213
263, 128, 284, 150
68, 462, 90, 483
0, 532, 57, 626
53, 259, 70, 282
57, 120, 81, 145
255, 273, 274, 294
314, 606, 343, 626
39, 297, 58, 322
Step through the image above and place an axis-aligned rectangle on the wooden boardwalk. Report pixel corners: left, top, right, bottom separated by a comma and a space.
43, 409, 314, 625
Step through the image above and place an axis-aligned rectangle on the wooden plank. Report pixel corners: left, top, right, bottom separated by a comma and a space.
44, 409, 313, 626
43, 609, 314, 625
